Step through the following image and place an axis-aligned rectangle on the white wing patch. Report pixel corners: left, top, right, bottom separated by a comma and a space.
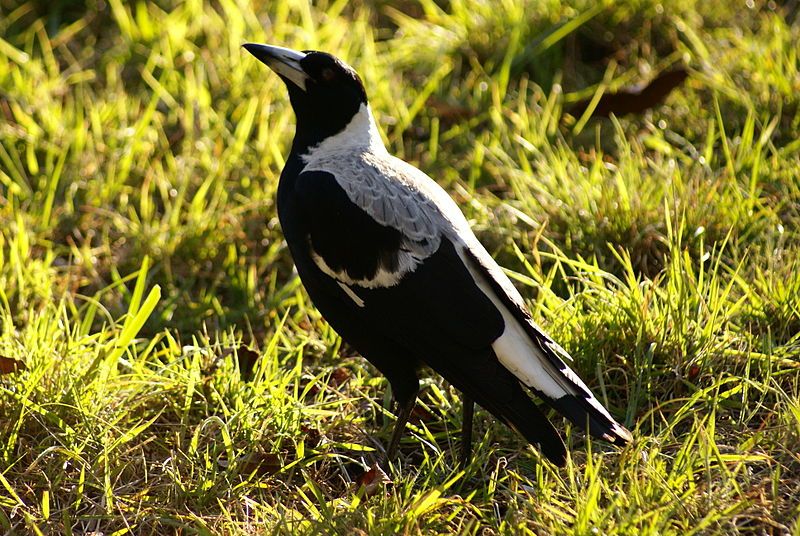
310, 245, 423, 289
337, 281, 365, 307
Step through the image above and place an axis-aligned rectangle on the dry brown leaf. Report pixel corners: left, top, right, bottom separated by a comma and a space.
238, 451, 283, 476
300, 424, 322, 448
409, 404, 436, 425
0, 355, 26, 375
571, 69, 689, 119
233, 346, 260, 380
209, 345, 260, 380
426, 96, 475, 124
353, 463, 392, 497
687, 364, 701, 381
329, 366, 351, 388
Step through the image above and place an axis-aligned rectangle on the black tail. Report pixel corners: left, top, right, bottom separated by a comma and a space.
428, 349, 567, 466
543, 391, 632, 447
481, 379, 568, 465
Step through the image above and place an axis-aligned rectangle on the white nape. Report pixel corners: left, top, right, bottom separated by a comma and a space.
302, 103, 386, 162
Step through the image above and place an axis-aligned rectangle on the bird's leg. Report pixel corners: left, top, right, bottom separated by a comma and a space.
385, 395, 416, 461
460, 393, 474, 468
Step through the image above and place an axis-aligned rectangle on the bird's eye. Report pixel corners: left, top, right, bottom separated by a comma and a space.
321, 67, 336, 81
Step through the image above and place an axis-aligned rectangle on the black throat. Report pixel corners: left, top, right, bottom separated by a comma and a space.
289, 121, 337, 156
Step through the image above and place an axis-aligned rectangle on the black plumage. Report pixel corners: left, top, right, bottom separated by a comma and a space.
295, 170, 406, 282
243, 43, 632, 466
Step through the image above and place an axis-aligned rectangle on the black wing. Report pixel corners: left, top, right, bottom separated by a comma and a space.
295, 169, 406, 283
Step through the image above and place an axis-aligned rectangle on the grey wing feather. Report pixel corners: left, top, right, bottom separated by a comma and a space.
302, 148, 464, 256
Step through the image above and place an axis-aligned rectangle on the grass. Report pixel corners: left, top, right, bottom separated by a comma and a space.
1, 0, 799, 533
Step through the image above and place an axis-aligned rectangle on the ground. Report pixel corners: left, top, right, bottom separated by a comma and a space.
0, 0, 799, 534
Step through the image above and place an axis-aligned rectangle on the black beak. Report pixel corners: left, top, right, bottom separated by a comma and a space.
243, 43, 309, 91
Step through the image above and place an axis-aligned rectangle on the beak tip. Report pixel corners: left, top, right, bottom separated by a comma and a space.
242, 43, 309, 91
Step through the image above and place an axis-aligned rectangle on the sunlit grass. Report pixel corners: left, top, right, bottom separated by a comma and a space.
1, 0, 799, 534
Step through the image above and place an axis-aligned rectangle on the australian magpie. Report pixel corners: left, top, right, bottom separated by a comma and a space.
243, 43, 632, 466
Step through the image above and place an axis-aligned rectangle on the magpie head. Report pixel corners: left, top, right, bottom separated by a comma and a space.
244, 43, 368, 142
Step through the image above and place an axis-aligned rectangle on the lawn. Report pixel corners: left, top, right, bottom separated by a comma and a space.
1, 0, 799, 534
